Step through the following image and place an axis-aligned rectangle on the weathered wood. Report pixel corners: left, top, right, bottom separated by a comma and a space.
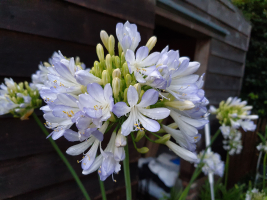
65, 0, 155, 29
184, 0, 251, 36
210, 39, 246, 63
205, 89, 239, 105
0, 0, 153, 47
205, 73, 241, 91
155, 6, 249, 51
5, 162, 138, 200
194, 39, 211, 78
208, 55, 244, 77
0, 29, 97, 78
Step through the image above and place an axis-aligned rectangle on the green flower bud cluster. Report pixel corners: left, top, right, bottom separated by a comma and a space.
7, 81, 42, 120
90, 31, 140, 103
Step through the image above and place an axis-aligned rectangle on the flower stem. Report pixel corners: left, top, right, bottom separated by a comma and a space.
224, 151, 230, 188
178, 128, 221, 200
263, 153, 267, 189
32, 112, 91, 200
123, 142, 132, 200
99, 177, 107, 200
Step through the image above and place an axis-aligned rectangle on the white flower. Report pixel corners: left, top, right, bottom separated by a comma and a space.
245, 188, 266, 200
113, 86, 170, 136
257, 142, 267, 153
195, 151, 224, 177
116, 21, 141, 53
223, 129, 243, 155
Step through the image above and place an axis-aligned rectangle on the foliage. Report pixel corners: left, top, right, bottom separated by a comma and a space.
199, 179, 246, 200
232, 0, 267, 117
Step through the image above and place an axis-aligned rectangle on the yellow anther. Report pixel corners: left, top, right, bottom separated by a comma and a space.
77, 160, 80, 163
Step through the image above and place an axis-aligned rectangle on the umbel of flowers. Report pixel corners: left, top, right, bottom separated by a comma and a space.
1, 21, 209, 182
0, 78, 42, 120
210, 97, 258, 155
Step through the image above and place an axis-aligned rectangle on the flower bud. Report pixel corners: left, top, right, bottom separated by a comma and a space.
43, 62, 50, 67
100, 30, 109, 50
140, 90, 145, 100
164, 100, 195, 111
106, 54, 113, 75
115, 129, 127, 147
155, 134, 171, 144
112, 77, 121, 99
135, 130, 145, 142
108, 112, 116, 122
108, 35, 115, 56
137, 147, 149, 154
96, 44, 104, 62
112, 68, 121, 79
114, 147, 125, 161
122, 63, 130, 77
125, 74, 132, 88
121, 52, 125, 64
102, 70, 111, 86
118, 42, 123, 56
114, 56, 120, 68
94, 61, 101, 78
146, 36, 157, 52
134, 83, 141, 96
120, 79, 125, 93
167, 123, 178, 129
124, 88, 128, 102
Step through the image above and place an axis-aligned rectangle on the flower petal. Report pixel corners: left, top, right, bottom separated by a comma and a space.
138, 112, 160, 132
66, 137, 95, 156
75, 70, 102, 86
139, 52, 160, 66
127, 85, 138, 106
137, 89, 159, 107
121, 111, 135, 136
138, 107, 170, 120
136, 46, 149, 62
87, 83, 105, 103
125, 49, 135, 64
113, 102, 131, 118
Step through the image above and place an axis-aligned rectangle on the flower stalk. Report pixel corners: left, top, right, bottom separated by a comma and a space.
32, 112, 91, 200
263, 153, 267, 189
224, 151, 230, 188
123, 142, 132, 200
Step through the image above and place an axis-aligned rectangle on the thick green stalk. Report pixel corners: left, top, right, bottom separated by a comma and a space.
224, 151, 230, 188
99, 177, 107, 200
123, 142, 132, 200
32, 112, 91, 200
263, 153, 267, 189
178, 129, 221, 200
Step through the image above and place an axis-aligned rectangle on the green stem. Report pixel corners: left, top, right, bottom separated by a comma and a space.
149, 131, 161, 139
263, 153, 267, 189
178, 129, 221, 200
99, 177, 107, 200
144, 134, 157, 143
32, 112, 91, 200
123, 142, 132, 200
224, 151, 230, 188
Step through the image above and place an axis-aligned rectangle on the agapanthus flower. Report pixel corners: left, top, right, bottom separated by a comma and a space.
195, 151, 224, 177
0, 78, 41, 119
245, 188, 267, 200
222, 128, 243, 155
24, 20, 211, 181
256, 142, 267, 153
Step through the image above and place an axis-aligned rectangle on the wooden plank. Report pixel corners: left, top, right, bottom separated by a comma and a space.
205, 73, 241, 91
155, 6, 250, 51
6, 162, 138, 200
210, 39, 246, 63
208, 55, 244, 77
0, 29, 97, 78
184, 0, 251, 36
65, 0, 155, 29
205, 89, 239, 105
0, 0, 153, 47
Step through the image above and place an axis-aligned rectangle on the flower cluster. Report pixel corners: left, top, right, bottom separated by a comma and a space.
0, 78, 42, 120
26, 21, 209, 181
256, 142, 267, 153
210, 97, 258, 155
194, 151, 224, 177
245, 188, 267, 200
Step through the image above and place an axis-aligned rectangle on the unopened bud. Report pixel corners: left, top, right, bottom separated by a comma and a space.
167, 123, 178, 129
114, 56, 120, 68
112, 68, 121, 79
137, 147, 149, 154
134, 83, 141, 96
102, 70, 111, 85
96, 44, 104, 62
43, 62, 50, 67
121, 52, 125, 64
108, 35, 115, 56
115, 129, 127, 147
125, 74, 132, 88
164, 100, 195, 111
146, 36, 157, 52
100, 30, 109, 50
112, 77, 121, 99
155, 134, 171, 144
106, 54, 113, 75
108, 112, 116, 122
135, 130, 145, 142
122, 63, 130, 77
94, 61, 101, 78
124, 88, 128, 102
118, 42, 123, 56
140, 90, 145, 100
